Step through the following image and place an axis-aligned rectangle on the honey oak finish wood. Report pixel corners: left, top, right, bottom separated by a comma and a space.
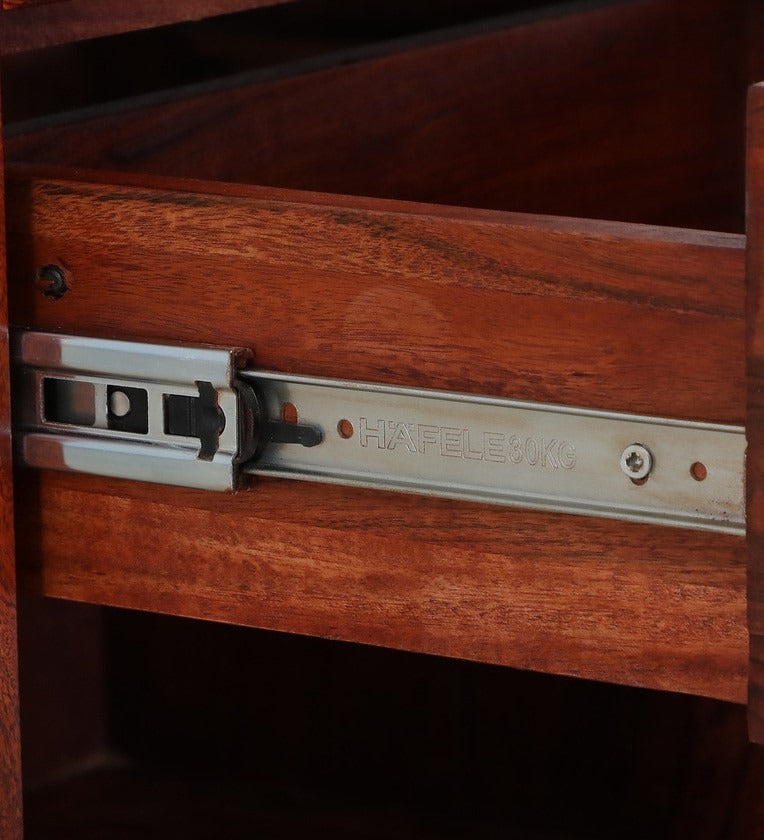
5, 0, 749, 233
0, 91, 23, 840
5, 169, 748, 701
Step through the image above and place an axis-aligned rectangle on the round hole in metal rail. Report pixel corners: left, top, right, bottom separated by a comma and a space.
690, 461, 708, 481
338, 419, 354, 439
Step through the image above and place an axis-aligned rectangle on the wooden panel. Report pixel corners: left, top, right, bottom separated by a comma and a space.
0, 90, 23, 840
5, 0, 749, 232
0, 0, 297, 52
6, 169, 748, 701
16, 669, 759, 838
2, 0, 64, 9
747, 82, 764, 742
17, 598, 107, 788
748, 0, 764, 85
96, 613, 758, 839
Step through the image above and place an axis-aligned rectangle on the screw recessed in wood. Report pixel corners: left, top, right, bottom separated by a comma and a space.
37, 264, 69, 300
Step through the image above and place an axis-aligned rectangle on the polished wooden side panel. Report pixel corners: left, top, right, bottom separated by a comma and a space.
747, 82, 764, 742
5, 0, 749, 232
6, 170, 748, 700
0, 0, 297, 52
0, 92, 23, 840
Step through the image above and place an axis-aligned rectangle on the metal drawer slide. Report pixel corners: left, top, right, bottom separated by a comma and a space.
12, 330, 745, 534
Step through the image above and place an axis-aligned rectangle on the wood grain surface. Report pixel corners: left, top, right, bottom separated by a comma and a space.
2, 0, 62, 9
747, 82, 764, 742
5, 168, 748, 701
0, 0, 62, 12
0, 94, 23, 840
5, 0, 750, 233
0, 0, 297, 52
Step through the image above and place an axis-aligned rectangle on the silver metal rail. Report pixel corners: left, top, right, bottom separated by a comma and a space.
243, 371, 745, 534
11, 331, 746, 534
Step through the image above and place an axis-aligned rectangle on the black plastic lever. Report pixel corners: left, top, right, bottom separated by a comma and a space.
261, 419, 323, 448
164, 382, 226, 461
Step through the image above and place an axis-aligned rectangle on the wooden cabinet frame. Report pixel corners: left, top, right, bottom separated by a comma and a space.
2, 0, 764, 835
0, 86, 23, 840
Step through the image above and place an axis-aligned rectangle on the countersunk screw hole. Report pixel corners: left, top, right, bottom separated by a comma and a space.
37, 264, 69, 300
338, 419, 354, 439
690, 461, 707, 481
281, 402, 298, 424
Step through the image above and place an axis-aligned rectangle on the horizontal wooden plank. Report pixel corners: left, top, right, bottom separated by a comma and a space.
5, 0, 750, 232
0, 0, 297, 52
6, 169, 748, 700
5, 167, 746, 418
14, 473, 748, 701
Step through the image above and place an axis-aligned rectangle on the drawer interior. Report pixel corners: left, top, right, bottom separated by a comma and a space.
4, 0, 763, 231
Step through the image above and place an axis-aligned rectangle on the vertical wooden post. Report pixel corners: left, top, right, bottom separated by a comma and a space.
748, 81, 764, 743
0, 77, 23, 838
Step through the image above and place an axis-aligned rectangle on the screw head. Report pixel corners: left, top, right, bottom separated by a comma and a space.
620, 443, 652, 481
37, 264, 69, 300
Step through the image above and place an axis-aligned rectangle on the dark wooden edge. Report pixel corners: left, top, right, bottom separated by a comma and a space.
0, 81, 23, 840
2, 0, 64, 10
0, 0, 297, 53
748, 81, 764, 743
4, 160, 745, 246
